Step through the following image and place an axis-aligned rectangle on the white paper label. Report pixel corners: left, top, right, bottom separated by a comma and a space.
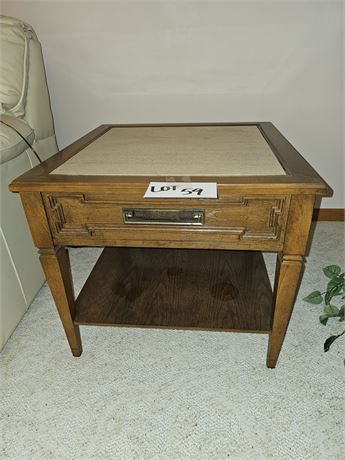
144, 182, 217, 199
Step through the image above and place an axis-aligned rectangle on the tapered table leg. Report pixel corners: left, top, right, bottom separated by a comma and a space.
39, 247, 82, 357
267, 254, 304, 368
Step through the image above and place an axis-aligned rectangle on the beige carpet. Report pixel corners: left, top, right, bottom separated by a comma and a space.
1, 222, 344, 459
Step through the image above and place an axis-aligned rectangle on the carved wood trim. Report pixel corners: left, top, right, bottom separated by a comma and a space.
43, 193, 289, 242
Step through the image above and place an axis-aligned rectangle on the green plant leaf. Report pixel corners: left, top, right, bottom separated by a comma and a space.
325, 277, 344, 305
303, 291, 323, 304
319, 314, 329, 325
325, 286, 343, 305
323, 265, 341, 279
339, 306, 345, 321
324, 304, 340, 316
327, 276, 345, 291
324, 330, 345, 352
324, 336, 339, 352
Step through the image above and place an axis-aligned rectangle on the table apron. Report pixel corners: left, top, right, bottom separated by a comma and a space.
42, 192, 291, 251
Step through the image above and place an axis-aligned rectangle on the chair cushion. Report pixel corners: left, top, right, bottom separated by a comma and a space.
0, 16, 37, 117
0, 115, 35, 164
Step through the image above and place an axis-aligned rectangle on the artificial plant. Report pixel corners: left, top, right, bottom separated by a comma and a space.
303, 264, 344, 352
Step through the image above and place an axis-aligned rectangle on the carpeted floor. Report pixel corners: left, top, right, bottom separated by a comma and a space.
1, 222, 344, 459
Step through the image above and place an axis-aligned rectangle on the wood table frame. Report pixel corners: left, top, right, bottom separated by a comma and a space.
10, 122, 331, 367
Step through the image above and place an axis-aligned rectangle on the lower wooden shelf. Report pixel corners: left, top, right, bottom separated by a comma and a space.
74, 247, 273, 332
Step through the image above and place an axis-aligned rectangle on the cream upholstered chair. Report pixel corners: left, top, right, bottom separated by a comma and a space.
0, 15, 58, 350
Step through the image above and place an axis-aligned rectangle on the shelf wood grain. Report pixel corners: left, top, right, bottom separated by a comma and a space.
75, 247, 273, 333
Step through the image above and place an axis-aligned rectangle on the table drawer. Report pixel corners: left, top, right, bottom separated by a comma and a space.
43, 192, 290, 250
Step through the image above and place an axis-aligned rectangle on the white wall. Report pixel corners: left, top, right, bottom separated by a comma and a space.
2, 1, 344, 208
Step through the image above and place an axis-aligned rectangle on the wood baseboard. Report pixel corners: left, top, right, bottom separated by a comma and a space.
313, 208, 345, 221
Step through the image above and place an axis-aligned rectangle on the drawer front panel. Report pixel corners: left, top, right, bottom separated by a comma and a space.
43, 193, 290, 250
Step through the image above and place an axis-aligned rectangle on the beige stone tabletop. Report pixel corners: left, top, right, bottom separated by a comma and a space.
51, 125, 286, 177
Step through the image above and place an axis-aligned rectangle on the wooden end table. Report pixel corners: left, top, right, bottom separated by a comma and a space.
10, 123, 331, 367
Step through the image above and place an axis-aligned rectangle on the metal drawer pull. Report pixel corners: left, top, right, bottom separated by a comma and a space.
123, 208, 204, 225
